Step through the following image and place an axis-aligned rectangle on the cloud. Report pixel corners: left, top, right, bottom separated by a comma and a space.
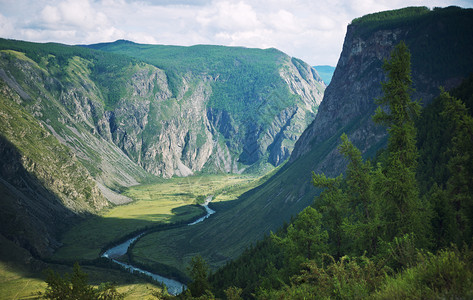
39, 0, 109, 30
0, 13, 15, 37
1, 0, 472, 65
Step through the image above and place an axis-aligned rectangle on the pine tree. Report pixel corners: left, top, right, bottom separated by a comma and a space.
312, 172, 347, 258
440, 90, 473, 245
338, 134, 381, 256
187, 255, 211, 298
286, 206, 328, 261
372, 41, 429, 245
43, 263, 123, 300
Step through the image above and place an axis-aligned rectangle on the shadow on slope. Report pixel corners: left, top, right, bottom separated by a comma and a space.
0, 134, 82, 260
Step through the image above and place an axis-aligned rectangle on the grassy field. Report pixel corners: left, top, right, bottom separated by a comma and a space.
52, 174, 259, 262
0, 234, 163, 300
129, 169, 283, 277
0, 261, 165, 300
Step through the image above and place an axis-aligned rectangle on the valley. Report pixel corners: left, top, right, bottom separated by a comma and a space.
53, 174, 262, 262
0, 174, 267, 298
1, 5, 473, 300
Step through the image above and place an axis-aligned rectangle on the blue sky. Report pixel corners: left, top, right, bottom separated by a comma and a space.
1, 0, 472, 65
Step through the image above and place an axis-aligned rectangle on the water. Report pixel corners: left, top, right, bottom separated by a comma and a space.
188, 197, 215, 225
101, 197, 215, 295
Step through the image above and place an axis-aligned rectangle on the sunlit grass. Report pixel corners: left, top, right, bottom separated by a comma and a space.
0, 260, 165, 300
52, 174, 258, 262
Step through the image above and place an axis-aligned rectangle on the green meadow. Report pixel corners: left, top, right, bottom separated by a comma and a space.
52, 174, 259, 262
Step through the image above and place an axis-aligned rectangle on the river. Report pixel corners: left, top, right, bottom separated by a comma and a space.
101, 196, 215, 295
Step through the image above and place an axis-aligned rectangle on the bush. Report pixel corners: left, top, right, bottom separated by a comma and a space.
374, 247, 473, 299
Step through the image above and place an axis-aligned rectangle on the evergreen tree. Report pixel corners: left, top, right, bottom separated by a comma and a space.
372, 41, 429, 245
187, 255, 211, 298
312, 172, 347, 258
43, 263, 123, 300
440, 90, 473, 245
286, 206, 328, 261
338, 134, 381, 256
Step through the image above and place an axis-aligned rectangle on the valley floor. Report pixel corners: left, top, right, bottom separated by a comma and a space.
1, 174, 263, 299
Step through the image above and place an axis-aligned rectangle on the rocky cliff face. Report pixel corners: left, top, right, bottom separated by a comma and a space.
291, 6, 473, 176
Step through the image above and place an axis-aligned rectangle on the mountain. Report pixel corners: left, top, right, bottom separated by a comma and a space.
135, 6, 473, 276
313, 65, 335, 85
0, 39, 324, 258
84, 41, 325, 175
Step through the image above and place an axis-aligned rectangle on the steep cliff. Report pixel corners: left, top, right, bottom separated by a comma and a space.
292, 6, 473, 168
87, 42, 325, 177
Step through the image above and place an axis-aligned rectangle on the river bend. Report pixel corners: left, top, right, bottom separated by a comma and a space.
102, 196, 215, 295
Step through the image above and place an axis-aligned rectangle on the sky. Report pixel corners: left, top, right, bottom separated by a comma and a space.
1, 0, 472, 66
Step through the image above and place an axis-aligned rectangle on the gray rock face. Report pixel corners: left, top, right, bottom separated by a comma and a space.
89, 55, 325, 178
290, 11, 473, 177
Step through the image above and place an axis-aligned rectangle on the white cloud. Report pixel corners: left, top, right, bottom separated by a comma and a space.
0, 13, 15, 37
0, 0, 472, 65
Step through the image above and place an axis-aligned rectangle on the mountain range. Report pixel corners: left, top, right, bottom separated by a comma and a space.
1, 4, 473, 297
0, 38, 324, 257
132, 5, 473, 275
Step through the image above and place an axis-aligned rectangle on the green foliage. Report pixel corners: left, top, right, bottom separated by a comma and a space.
257, 254, 387, 300
224, 286, 243, 300
351, 6, 430, 25
439, 90, 473, 245
312, 172, 347, 258
42, 263, 123, 300
274, 207, 328, 263
373, 41, 429, 245
0, 37, 138, 110
206, 10, 473, 300
374, 247, 473, 299
209, 235, 286, 299
86, 41, 303, 130
187, 256, 211, 298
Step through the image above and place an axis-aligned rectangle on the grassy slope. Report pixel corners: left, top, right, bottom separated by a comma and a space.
0, 41, 151, 189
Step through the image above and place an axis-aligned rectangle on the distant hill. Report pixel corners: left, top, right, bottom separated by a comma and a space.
313, 65, 335, 85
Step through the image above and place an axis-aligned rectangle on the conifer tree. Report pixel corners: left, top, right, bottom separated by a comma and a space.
338, 134, 381, 256
312, 173, 347, 258
372, 41, 429, 244
440, 90, 473, 245
187, 255, 211, 298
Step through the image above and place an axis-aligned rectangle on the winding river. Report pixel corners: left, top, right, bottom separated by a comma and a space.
101, 196, 215, 295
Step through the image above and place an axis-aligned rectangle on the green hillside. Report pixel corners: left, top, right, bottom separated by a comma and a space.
122, 6, 473, 292
86, 41, 324, 143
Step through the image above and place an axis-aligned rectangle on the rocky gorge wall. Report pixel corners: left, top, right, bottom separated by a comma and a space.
0, 41, 325, 256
